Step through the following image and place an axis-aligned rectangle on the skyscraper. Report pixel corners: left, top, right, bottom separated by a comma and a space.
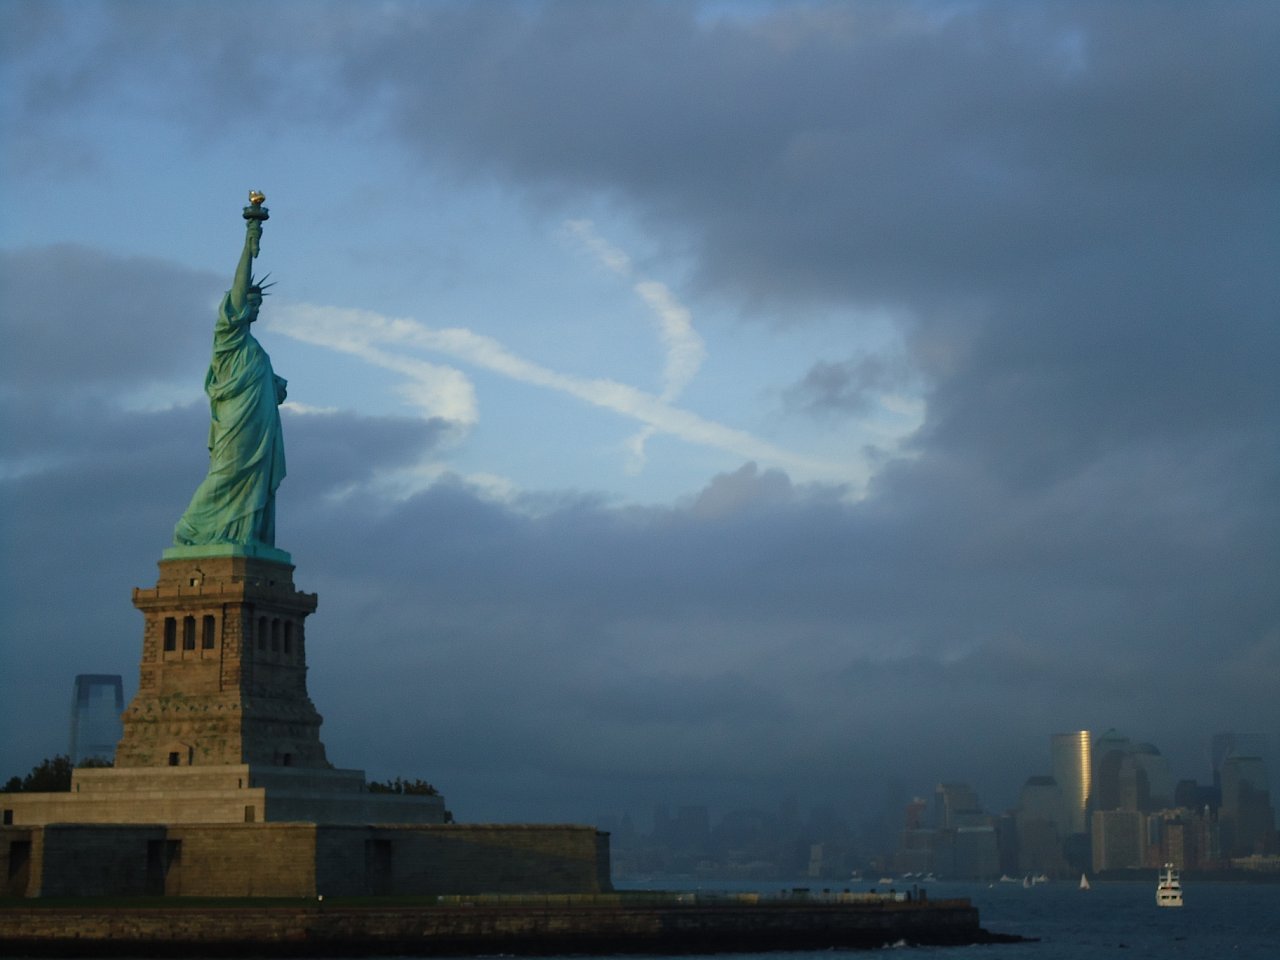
1220, 753, 1275, 857
1212, 731, 1268, 791
68, 674, 124, 765
1090, 728, 1133, 813
934, 782, 984, 828
1091, 809, 1146, 870
1016, 775, 1067, 876
1125, 743, 1174, 811
1051, 730, 1092, 834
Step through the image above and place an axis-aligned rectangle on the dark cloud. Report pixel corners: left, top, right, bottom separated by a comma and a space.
22, 2, 1271, 478
4, 2, 1278, 829
785, 355, 912, 418
0, 245, 218, 390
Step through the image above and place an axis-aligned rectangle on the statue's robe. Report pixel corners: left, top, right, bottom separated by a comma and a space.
174, 291, 286, 548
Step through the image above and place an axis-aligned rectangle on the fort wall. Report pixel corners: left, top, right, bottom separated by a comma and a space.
0, 897, 996, 955
1, 823, 611, 898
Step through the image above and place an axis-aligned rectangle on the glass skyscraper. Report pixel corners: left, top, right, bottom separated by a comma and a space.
1051, 730, 1092, 835
69, 674, 124, 765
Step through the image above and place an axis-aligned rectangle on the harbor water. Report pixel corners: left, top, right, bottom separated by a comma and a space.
600, 877, 1280, 959
903, 877, 1280, 958
69, 877, 1280, 959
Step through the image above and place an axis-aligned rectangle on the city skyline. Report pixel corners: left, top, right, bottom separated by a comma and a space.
16, 691, 1275, 853
601, 725, 1274, 881
2, 1, 1278, 826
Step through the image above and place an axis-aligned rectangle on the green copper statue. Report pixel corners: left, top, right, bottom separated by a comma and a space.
172, 192, 288, 555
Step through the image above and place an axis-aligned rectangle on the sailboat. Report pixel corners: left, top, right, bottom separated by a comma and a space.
1079, 873, 1090, 890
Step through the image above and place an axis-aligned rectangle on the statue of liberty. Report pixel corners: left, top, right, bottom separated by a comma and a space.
171, 192, 288, 556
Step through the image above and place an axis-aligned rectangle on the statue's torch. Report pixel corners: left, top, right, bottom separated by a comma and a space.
243, 190, 270, 222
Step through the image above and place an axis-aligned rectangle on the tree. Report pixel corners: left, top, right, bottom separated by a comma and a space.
0, 755, 75, 792
366, 776, 439, 796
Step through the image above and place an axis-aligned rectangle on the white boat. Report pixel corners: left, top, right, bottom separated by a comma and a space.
1079, 873, 1090, 890
1156, 863, 1183, 907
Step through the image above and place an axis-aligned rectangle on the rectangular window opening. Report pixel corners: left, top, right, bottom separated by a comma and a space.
8, 839, 31, 882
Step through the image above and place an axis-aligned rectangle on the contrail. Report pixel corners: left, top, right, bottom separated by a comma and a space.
270, 303, 856, 488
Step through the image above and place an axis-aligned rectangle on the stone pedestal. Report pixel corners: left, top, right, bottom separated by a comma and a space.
4, 765, 447, 827
120, 553, 326, 769
4, 551, 447, 830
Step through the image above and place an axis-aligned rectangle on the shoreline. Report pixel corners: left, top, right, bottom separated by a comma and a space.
0, 896, 1026, 956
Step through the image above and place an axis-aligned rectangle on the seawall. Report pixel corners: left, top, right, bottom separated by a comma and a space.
0, 895, 1020, 955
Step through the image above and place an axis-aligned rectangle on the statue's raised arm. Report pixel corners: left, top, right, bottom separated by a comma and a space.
230, 190, 269, 315
170, 192, 288, 559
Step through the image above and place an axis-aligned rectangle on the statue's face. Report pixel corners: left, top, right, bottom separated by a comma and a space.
246, 292, 263, 321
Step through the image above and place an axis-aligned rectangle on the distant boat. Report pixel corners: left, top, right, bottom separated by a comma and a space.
1157, 864, 1183, 907
1022, 875, 1032, 888
877, 876, 895, 886
1079, 873, 1090, 891
999, 874, 1020, 883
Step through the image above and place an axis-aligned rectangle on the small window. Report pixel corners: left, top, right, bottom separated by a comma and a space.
202, 615, 216, 649
281, 753, 293, 767
163, 618, 177, 652
182, 616, 196, 650
244, 805, 256, 822
2, 809, 12, 825
168, 752, 180, 767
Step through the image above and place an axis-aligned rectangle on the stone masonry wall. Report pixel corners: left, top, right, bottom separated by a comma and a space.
169, 823, 320, 897
3, 823, 610, 898
36, 825, 166, 897
316, 824, 612, 896
121, 555, 324, 770
0, 900, 989, 954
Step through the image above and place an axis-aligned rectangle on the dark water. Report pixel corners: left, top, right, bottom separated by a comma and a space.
906, 878, 1280, 958
602, 877, 1280, 959
109, 878, 1280, 959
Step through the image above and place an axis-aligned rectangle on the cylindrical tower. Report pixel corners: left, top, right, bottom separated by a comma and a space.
1051, 730, 1092, 834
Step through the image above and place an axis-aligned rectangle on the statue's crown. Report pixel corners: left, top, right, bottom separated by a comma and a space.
249, 272, 276, 295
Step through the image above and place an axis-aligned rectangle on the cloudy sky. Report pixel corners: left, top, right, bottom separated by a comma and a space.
2, 1, 1277, 832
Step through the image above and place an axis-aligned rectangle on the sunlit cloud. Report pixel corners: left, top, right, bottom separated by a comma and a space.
634, 280, 705, 401
270, 303, 857, 489
564, 219, 632, 275
565, 220, 707, 470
